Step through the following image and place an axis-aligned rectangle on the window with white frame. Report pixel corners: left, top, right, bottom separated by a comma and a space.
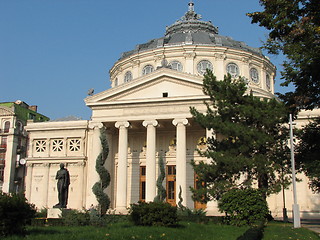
226, 63, 239, 78
4, 121, 10, 133
266, 74, 271, 90
124, 71, 133, 82
142, 65, 154, 75
250, 68, 259, 83
197, 60, 213, 75
169, 61, 183, 72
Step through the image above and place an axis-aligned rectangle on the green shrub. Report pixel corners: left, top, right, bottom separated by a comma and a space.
0, 192, 36, 236
61, 209, 90, 226
218, 188, 269, 226
177, 207, 208, 223
130, 201, 178, 226
35, 207, 47, 218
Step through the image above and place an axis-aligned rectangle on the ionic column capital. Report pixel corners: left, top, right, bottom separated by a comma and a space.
172, 118, 188, 126
115, 121, 130, 129
142, 120, 158, 128
89, 122, 103, 130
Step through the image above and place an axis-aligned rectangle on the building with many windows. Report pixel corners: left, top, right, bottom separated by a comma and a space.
24, 3, 320, 218
0, 100, 49, 193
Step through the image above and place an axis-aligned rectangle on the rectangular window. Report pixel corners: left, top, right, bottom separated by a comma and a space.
140, 166, 146, 201
166, 165, 176, 206
0, 167, 4, 181
162, 92, 168, 97
0, 152, 5, 165
0, 137, 7, 148
28, 113, 36, 120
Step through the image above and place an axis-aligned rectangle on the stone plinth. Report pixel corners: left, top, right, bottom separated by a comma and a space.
47, 208, 62, 218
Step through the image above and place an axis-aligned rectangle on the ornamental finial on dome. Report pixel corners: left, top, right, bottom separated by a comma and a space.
188, 1, 195, 12
181, 0, 202, 21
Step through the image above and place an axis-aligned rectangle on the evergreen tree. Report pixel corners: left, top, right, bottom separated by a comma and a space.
190, 71, 291, 201
296, 118, 320, 192
247, 0, 320, 111
92, 127, 111, 215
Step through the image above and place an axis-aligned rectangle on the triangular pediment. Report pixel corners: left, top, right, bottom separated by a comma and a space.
0, 106, 14, 116
85, 68, 206, 107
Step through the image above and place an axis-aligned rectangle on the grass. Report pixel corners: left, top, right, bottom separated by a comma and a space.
2, 221, 319, 240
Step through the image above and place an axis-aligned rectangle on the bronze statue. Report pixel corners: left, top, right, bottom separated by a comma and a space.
53, 163, 70, 208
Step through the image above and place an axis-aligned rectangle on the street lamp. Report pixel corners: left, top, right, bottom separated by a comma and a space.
289, 114, 301, 228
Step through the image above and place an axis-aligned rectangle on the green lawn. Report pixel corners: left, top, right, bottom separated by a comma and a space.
3, 221, 319, 240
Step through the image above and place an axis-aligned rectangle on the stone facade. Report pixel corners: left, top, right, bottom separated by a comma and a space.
24, 3, 320, 218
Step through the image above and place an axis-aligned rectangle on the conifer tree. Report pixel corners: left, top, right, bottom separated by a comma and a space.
92, 127, 111, 215
190, 71, 291, 201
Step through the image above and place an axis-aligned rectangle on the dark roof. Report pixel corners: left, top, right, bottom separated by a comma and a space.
119, 3, 262, 60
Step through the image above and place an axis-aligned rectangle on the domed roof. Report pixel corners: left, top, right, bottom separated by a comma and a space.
119, 2, 263, 60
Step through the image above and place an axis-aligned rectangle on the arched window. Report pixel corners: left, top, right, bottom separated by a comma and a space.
142, 65, 154, 75
250, 68, 259, 83
114, 78, 118, 87
16, 121, 23, 134
4, 121, 10, 133
226, 63, 239, 78
124, 71, 133, 82
169, 61, 183, 72
197, 60, 213, 75
266, 74, 271, 90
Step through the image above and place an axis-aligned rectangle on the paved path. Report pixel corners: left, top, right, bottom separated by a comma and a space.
301, 219, 320, 235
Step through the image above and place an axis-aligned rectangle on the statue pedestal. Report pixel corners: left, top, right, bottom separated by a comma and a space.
47, 208, 62, 218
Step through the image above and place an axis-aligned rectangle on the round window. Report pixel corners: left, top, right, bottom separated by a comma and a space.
227, 63, 239, 78
197, 60, 213, 75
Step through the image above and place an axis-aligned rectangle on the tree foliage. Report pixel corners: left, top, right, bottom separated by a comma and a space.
92, 127, 111, 215
296, 118, 320, 192
190, 71, 291, 201
0, 193, 36, 236
247, 0, 320, 111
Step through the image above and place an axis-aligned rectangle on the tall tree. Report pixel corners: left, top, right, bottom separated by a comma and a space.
296, 118, 320, 192
190, 71, 291, 201
247, 0, 320, 111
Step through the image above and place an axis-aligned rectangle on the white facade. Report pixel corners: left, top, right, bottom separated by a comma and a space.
24, 3, 320, 218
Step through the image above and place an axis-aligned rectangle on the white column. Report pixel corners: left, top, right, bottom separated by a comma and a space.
142, 120, 158, 202
115, 121, 130, 212
172, 118, 188, 206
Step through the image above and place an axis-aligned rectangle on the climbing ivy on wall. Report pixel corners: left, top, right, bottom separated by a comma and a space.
92, 127, 110, 215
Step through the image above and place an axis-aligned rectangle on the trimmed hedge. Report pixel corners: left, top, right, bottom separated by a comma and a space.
218, 188, 269, 226
130, 201, 178, 226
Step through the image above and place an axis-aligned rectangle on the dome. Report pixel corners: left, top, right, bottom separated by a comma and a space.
110, 2, 275, 97
119, 2, 262, 60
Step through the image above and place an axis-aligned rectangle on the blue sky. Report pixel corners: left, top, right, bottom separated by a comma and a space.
0, 0, 288, 120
